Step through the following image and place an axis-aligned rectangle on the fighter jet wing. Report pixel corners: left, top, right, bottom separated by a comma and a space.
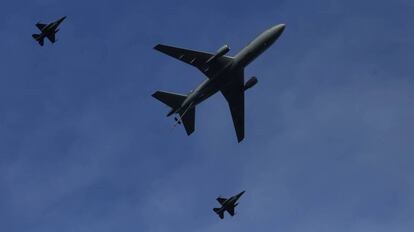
36, 23, 47, 31
221, 69, 245, 143
154, 44, 233, 79
217, 197, 227, 205
47, 33, 56, 43
227, 206, 235, 216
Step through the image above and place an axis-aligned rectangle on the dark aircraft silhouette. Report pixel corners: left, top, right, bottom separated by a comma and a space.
213, 191, 245, 219
32, 16, 66, 46
152, 23, 285, 142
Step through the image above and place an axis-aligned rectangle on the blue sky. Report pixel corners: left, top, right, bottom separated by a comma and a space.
0, 0, 413, 231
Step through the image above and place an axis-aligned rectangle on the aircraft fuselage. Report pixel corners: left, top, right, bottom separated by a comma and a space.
215, 190, 245, 217
176, 24, 285, 115
39, 16, 66, 38
223, 190, 245, 207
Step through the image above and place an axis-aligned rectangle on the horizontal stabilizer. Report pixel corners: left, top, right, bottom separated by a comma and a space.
152, 91, 186, 110
180, 107, 195, 136
32, 34, 44, 46
213, 208, 224, 219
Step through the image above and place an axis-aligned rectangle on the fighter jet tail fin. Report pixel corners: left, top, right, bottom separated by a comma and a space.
213, 208, 224, 219
32, 34, 44, 46
152, 91, 186, 112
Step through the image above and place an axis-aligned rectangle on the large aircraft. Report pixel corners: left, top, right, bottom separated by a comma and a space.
152, 23, 285, 142
32, 16, 66, 46
213, 191, 245, 219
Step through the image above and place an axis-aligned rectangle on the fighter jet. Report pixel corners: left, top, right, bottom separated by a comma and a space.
152, 23, 285, 142
32, 16, 66, 46
213, 191, 245, 219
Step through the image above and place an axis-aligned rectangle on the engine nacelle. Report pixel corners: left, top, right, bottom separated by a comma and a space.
215, 44, 230, 57
206, 44, 230, 65
244, 77, 258, 91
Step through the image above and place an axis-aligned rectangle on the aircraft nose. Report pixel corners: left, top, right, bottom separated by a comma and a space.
58, 16, 67, 22
272, 24, 285, 36
278, 24, 286, 32
264, 24, 285, 44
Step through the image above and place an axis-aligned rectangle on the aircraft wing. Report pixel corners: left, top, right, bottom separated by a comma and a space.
227, 206, 235, 216
47, 33, 56, 43
154, 44, 233, 79
216, 197, 227, 205
221, 69, 245, 143
36, 23, 47, 31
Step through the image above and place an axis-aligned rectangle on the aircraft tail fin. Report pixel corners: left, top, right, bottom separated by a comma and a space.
213, 208, 224, 219
152, 91, 196, 136
32, 34, 44, 46
152, 91, 187, 114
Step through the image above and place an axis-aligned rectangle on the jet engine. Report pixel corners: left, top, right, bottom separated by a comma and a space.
244, 77, 258, 91
206, 44, 230, 65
